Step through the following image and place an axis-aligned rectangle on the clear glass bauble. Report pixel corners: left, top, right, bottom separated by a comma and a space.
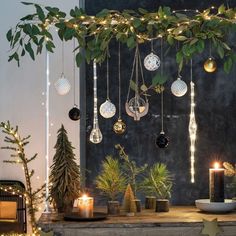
113, 119, 126, 134
204, 57, 217, 73
89, 127, 103, 144
144, 52, 161, 71
54, 74, 71, 95
99, 99, 116, 118
128, 97, 147, 114
171, 77, 188, 97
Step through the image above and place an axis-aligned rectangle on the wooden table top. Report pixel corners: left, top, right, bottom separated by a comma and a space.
38, 206, 236, 228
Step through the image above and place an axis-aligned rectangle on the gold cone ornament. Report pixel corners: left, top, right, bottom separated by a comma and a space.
204, 57, 217, 73
113, 119, 126, 134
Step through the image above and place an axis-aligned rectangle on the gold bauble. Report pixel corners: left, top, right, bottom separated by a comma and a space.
113, 119, 126, 134
204, 57, 217, 73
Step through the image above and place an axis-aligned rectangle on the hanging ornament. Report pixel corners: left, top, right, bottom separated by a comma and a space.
204, 57, 217, 73
144, 40, 160, 71
55, 40, 71, 95
55, 73, 71, 95
69, 39, 80, 121
113, 42, 126, 134
171, 75, 188, 97
204, 40, 217, 73
89, 60, 103, 144
113, 118, 126, 134
126, 44, 149, 121
69, 106, 80, 121
155, 38, 169, 149
156, 131, 169, 148
189, 59, 197, 183
99, 50, 116, 118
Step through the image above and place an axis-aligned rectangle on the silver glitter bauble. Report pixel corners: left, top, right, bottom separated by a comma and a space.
171, 77, 188, 97
144, 52, 161, 71
99, 99, 116, 118
54, 74, 71, 95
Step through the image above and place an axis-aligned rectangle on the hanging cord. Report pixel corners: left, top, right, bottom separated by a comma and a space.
160, 37, 164, 133
118, 42, 121, 119
209, 39, 212, 58
62, 40, 65, 75
135, 45, 139, 98
138, 46, 148, 102
190, 58, 193, 82
73, 38, 77, 106
126, 45, 138, 102
151, 39, 154, 52
106, 47, 110, 100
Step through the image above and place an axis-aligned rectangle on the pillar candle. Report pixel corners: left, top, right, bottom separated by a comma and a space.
209, 162, 224, 202
77, 195, 94, 218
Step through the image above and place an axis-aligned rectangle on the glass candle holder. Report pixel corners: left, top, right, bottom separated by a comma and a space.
77, 195, 94, 218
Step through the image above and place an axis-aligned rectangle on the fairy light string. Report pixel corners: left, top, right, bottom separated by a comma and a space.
189, 59, 197, 183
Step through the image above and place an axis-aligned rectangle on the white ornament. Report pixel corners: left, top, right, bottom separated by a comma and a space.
99, 99, 116, 118
54, 73, 71, 95
144, 52, 161, 71
171, 77, 188, 97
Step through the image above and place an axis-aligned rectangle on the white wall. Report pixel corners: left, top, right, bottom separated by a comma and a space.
0, 0, 81, 216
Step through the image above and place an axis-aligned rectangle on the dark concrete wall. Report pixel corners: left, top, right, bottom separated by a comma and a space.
84, 0, 236, 205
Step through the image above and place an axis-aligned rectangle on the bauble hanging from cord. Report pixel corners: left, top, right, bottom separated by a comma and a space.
69, 106, 80, 121
113, 118, 126, 134
144, 40, 160, 71
156, 131, 169, 148
204, 57, 217, 73
55, 73, 71, 95
171, 75, 188, 97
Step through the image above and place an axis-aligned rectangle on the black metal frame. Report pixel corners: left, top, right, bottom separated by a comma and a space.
0, 180, 27, 233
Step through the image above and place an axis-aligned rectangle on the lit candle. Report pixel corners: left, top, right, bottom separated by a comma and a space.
209, 162, 224, 202
77, 194, 94, 218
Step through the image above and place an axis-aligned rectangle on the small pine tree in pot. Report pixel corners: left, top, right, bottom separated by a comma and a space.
95, 156, 126, 215
142, 163, 173, 212
49, 125, 80, 213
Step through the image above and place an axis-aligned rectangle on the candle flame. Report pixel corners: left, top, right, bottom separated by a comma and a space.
214, 162, 220, 169
81, 194, 88, 199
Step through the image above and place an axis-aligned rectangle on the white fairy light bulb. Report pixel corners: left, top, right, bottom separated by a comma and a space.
171, 76, 188, 97
54, 73, 71, 95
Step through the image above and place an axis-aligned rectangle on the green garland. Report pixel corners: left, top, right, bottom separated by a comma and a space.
6, 3, 236, 76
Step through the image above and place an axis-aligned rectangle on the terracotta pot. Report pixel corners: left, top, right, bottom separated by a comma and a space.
107, 201, 120, 215
145, 196, 156, 209
133, 199, 142, 212
155, 199, 169, 212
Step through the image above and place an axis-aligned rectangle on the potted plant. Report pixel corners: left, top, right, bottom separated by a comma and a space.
49, 125, 80, 213
115, 144, 147, 212
142, 163, 173, 212
95, 156, 126, 215
223, 162, 236, 199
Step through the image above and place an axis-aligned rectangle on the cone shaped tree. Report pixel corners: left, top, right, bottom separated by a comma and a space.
122, 184, 137, 214
49, 125, 80, 213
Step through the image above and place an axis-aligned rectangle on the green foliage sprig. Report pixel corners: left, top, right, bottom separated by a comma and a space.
115, 144, 147, 198
141, 163, 173, 199
95, 156, 126, 201
0, 121, 45, 235
6, 3, 236, 74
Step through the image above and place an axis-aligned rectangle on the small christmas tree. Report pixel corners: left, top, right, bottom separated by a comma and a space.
122, 184, 137, 215
50, 125, 80, 213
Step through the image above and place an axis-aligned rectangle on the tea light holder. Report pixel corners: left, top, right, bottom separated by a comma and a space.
77, 195, 94, 218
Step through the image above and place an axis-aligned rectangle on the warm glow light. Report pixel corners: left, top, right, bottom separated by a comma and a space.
82, 194, 88, 199
214, 162, 220, 169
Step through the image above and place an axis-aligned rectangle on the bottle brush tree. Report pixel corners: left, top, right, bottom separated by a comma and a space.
49, 125, 80, 213
122, 184, 137, 214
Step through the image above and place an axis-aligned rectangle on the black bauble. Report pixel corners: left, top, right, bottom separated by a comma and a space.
69, 106, 80, 121
156, 132, 169, 148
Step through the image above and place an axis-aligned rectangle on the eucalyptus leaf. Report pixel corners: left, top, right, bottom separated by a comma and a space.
130, 80, 138, 92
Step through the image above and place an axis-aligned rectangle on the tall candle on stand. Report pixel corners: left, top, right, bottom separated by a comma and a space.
77, 195, 94, 218
209, 162, 224, 202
